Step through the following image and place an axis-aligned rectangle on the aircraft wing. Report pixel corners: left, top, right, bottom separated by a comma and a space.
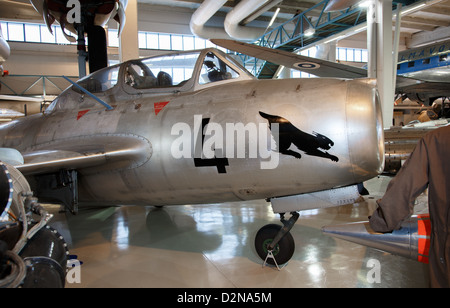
212, 39, 450, 104
396, 75, 450, 104
396, 76, 450, 95
0, 95, 43, 103
8, 134, 152, 175
0, 96, 46, 119
211, 39, 367, 78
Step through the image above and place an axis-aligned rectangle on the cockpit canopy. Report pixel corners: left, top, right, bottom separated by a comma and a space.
74, 49, 252, 94
46, 48, 253, 113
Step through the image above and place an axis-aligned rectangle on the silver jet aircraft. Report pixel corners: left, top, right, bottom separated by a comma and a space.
0, 47, 384, 266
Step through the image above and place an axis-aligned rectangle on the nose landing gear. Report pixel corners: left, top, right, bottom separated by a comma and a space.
255, 212, 299, 269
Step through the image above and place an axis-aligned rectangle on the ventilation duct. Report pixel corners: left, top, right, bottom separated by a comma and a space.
190, 0, 282, 41
189, 0, 229, 40
224, 0, 282, 41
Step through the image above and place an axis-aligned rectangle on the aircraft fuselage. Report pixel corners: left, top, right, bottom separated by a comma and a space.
0, 82, 382, 206
0, 49, 384, 209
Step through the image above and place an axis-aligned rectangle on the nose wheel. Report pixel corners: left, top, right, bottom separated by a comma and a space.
255, 212, 298, 268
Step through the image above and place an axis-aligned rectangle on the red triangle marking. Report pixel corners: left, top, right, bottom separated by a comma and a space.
154, 101, 169, 116
77, 109, 90, 120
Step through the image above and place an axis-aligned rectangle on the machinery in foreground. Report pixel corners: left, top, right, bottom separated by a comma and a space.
0, 153, 68, 288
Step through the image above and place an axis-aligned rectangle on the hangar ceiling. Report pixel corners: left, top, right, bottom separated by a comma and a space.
138, 0, 450, 48
1, 0, 449, 49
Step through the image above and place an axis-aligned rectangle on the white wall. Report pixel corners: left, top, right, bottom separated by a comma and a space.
4, 42, 79, 76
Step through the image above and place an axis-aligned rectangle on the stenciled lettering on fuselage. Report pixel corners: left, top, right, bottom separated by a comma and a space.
193, 117, 230, 174
171, 114, 279, 173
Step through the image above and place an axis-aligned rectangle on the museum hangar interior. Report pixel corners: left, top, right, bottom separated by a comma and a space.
0, 0, 449, 288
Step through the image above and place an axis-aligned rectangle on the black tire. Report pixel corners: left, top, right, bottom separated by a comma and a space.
255, 224, 295, 265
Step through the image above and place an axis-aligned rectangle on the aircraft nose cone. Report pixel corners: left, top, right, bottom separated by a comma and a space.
345, 79, 384, 180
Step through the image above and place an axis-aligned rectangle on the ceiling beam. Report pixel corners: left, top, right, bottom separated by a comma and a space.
409, 25, 450, 47
401, 16, 450, 27
0, 0, 41, 21
172, 0, 236, 7
278, 0, 318, 13
396, 21, 438, 31
421, 5, 450, 15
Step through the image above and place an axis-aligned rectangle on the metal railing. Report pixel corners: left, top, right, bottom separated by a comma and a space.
238, 0, 368, 78
240, 0, 421, 78
0, 75, 77, 97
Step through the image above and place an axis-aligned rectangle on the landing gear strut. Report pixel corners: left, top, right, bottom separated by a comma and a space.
255, 212, 299, 269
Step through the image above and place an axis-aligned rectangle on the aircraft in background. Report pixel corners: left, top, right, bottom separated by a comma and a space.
396, 39, 450, 105
397, 39, 450, 83
0, 23, 48, 119
214, 39, 450, 107
0, 46, 384, 267
30, 0, 128, 74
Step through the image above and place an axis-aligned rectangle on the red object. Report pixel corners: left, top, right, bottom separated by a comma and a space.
77, 109, 90, 120
417, 214, 431, 264
154, 101, 169, 116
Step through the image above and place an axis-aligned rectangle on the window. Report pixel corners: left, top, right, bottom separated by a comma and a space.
361, 50, 368, 62
75, 65, 120, 93
159, 34, 171, 50
138, 32, 146, 49
108, 29, 119, 47
300, 47, 316, 57
354, 49, 362, 62
291, 70, 317, 78
171, 35, 183, 51
183, 36, 194, 51
195, 37, 206, 49
338, 48, 346, 61
40, 25, 56, 43
125, 52, 200, 89
7, 23, 24, 41
346, 49, 354, 62
199, 52, 239, 84
24, 24, 40, 43
337, 47, 367, 63
55, 28, 71, 44
2, 21, 77, 44
146, 33, 159, 49
0, 22, 227, 53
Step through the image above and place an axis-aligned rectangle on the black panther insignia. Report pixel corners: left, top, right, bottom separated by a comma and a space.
260, 111, 339, 162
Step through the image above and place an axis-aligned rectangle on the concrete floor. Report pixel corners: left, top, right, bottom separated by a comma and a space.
47, 175, 430, 288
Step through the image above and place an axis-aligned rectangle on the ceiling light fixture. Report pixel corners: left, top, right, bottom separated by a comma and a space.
304, 29, 316, 37
268, 7, 281, 28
